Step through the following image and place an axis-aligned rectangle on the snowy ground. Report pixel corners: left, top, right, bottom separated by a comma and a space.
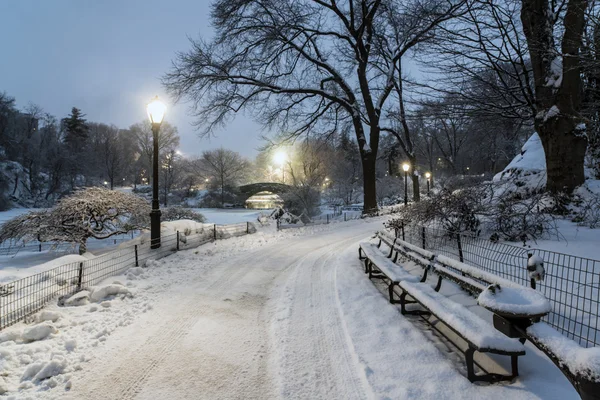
0, 218, 580, 399
0, 208, 267, 273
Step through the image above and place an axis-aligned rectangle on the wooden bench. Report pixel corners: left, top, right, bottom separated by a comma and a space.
359, 241, 423, 303
398, 280, 526, 382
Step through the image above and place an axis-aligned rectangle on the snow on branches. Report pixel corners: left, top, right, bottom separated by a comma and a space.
0, 187, 150, 254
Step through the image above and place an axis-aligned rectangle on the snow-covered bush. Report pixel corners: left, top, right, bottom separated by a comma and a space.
386, 187, 487, 235
160, 206, 206, 223
489, 192, 558, 243
0, 187, 150, 254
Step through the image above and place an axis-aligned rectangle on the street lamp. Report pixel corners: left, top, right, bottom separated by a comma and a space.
273, 151, 287, 183
425, 172, 431, 196
402, 163, 410, 206
147, 96, 166, 249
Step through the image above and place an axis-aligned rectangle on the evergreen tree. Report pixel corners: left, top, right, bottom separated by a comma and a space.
62, 107, 88, 148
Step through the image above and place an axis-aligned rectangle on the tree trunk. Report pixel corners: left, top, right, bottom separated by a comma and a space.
411, 173, 421, 202
539, 122, 588, 192
79, 238, 87, 255
362, 154, 378, 213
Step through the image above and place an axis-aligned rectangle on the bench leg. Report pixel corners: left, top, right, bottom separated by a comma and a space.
420, 268, 428, 282
359, 247, 364, 260
387, 246, 394, 258
389, 282, 400, 304
400, 291, 408, 314
377, 239, 382, 248
364, 258, 370, 274
465, 347, 477, 382
434, 275, 443, 292
511, 354, 519, 378
392, 251, 398, 263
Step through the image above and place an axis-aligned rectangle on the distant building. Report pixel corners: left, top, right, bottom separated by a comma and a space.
245, 191, 284, 209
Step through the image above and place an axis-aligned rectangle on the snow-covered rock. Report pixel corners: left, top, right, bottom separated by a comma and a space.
22, 321, 57, 342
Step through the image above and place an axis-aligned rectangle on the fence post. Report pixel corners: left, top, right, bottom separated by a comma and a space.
77, 262, 84, 291
530, 278, 536, 290
327, 214, 330, 224
134, 245, 139, 267
456, 233, 464, 262
213, 224, 217, 240
344, 213, 347, 222
401, 220, 405, 241
277, 218, 280, 231
39, 243, 42, 252
176, 231, 180, 251
421, 227, 426, 249
246, 221, 250, 234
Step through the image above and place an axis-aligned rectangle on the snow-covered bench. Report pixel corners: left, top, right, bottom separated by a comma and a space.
359, 242, 423, 303
398, 280, 526, 382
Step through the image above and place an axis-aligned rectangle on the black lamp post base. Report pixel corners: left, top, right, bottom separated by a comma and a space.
150, 208, 161, 249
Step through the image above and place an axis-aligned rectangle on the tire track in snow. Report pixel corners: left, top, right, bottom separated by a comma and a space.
69, 229, 365, 400
272, 232, 375, 400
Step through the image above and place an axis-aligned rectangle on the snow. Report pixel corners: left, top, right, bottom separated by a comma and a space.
0, 254, 90, 284
493, 132, 546, 183
544, 105, 560, 122
528, 322, 600, 381
401, 281, 525, 353
436, 254, 523, 289
89, 283, 132, 302
22, 321, 58, 342
477, 284, 552, 316
0, 218, 584, 398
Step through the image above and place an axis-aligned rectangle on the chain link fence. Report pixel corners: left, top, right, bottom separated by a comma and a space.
0, 222, 256, 331
396, 223, 600, 348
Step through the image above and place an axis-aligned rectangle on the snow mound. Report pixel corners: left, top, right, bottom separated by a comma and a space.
90, 283, 132, 302
22, 321, 57, 342
21, 356, 67, 382
494, 133, 546, 182
0, 329, 22, 344
64, 290, 90, 306
0, 254, 88, 284
37, 310, 62, 323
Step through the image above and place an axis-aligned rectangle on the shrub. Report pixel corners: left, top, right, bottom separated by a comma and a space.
161, 206, 206, 223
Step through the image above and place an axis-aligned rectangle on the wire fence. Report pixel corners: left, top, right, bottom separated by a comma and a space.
0, 231, 139, 257
0, 222, 256, 331
396, 223, 600, 348
277, 211, 363, 230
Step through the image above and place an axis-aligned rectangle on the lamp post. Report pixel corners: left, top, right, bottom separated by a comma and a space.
273, 151, 287, 183
402, 163, 410, 206
425, 172, 431, 196
147, 96, 166, 249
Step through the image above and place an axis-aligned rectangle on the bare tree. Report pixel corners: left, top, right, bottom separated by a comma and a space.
164, 0, 465, 213
197, 148, 249, 207
521, 0, 589, 192
429, 0, 591, 192
130, 121, 180, 177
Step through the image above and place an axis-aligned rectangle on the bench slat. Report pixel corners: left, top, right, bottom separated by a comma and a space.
400, 280, 525, 354
360, 243, 420, 283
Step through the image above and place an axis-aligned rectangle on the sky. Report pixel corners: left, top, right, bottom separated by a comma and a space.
0, 0, 265, 159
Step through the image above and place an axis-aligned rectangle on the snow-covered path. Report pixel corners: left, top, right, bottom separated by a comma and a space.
10, 218, 576, 399
63, 222, 379, 400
